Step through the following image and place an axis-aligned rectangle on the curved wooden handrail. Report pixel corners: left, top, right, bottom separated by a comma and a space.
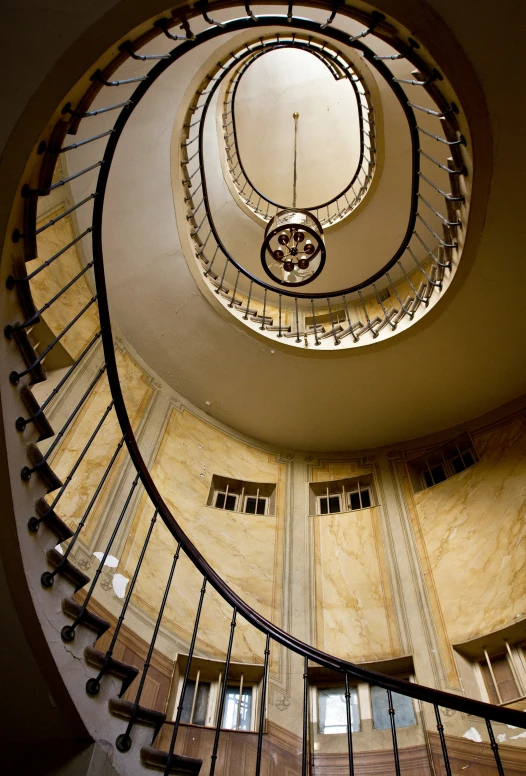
86, 13, 526, 727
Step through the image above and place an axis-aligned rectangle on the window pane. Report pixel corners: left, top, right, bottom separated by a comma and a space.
320, 497, 329, 515
361, 489, 371, 508
462, 450, 475, 468
256, 498, 266, 515
222, 686, 253, 730
431, 464, 446, 485
349, 491, 361, 511
423, 470, 433, 489
318, 687, 360, 734
192, 682, 210, 726
180, 680, 196, 724
492, 655, 519, 703
238, 686, 253, 730
225, 494, 237, 511
328, 495, 341, 513
371, 686, 416, 730
245, 497, 257, 514
451, 456, 466, 474
215, 492, 226, 509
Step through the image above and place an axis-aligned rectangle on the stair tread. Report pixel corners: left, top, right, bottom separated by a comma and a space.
47, 548, 89, 591
109, 698, 166, 730
36, 497, 73, 541
85, 646, 139, 683
13, 326, 47, 384
62, 596, 110, 637
141, 746, 202, 774
20, 385, 54, 441
26, 441, 63, 492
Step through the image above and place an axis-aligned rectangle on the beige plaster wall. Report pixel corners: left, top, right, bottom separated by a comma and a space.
310, 460, 399, 662
46, 348, 153, 540
404, 411, 526, 645
119, 404, 286, 666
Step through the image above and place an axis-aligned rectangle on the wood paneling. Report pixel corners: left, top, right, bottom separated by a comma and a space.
429, 732, 526, 776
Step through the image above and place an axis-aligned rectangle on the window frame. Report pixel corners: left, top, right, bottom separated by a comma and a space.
214, 486, 239, 512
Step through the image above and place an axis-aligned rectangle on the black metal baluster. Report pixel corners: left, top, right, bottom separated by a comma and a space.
302, 655, 309, 776
342, 294, 358, 343
21, 365, 107, 481
486, 719, 506, 776
164, 577, 208, 776
327, 298, 340, 345
209, 607, 237, 776
278, 294, 283, 338
40, 434, 126, 584
255, 634, 271, 776
387, 689, 401, 776
28, 401, 115, 532
12, 194, 96, 243
228, 271, 241, 308
116, 541, 182, 752
6, 260, 95, 337
85, 506, 159, 696
6, 228, 92, 289
345, 675, 355, 776
311, 299, 320, 346
243, 281, 253, 319
295, 298, 301, 343
434, 705, 452, 776
9, 295, 99, 384
61, 472, 140, 642
260, 288, 268, 330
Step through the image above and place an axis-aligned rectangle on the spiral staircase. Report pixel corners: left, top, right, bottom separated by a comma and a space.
1, 2, 526, 775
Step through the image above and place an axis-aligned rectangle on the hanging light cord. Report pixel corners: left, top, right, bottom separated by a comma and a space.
292, 112, 299, 207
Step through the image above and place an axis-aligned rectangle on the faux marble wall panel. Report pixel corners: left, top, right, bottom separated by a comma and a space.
27, 206, 99, 358
408, 414, 526, 644
119, 406, 286, 666
310, 459, 399, 662
47, 349, 152, 540
313, 507, 398, 662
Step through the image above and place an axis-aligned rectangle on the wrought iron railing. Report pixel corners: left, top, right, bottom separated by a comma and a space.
217, 35, 375, 227
178, 13, 467, 349
3, 4, 523, 776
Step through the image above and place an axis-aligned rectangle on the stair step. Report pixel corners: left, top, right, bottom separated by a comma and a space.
141, 746, 202, 775
12, 326, 47, 384
26, 442, 63, 492
109, 698, 166, 738
19, 385, 55, 441
62, 596, 110, 638
35, 497, 73, 541
10, 254, 38, 321
85, 646, 139, 697
47, 548, 89, 592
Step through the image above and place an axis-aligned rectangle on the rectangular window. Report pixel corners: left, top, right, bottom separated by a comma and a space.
222, 685, 253, 731
318, 686, 360, 734
180, 679, 211, 726
319, 495, 342, 515
215, 491, 238, 511
371, 686, 416, 730
480, 653, 520, 704
408, 433, 479, 493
